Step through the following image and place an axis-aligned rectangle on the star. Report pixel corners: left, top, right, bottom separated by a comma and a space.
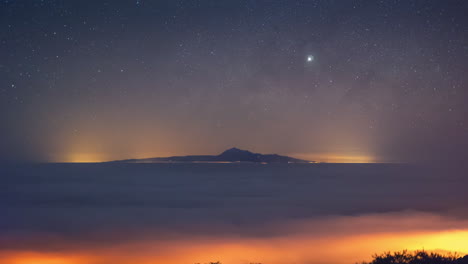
307, 55, 314, 62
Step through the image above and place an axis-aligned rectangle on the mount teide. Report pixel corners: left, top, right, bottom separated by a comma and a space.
108, 148, 312, 164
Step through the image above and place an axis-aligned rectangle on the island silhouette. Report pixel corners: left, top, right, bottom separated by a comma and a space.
109, 147, 312, 164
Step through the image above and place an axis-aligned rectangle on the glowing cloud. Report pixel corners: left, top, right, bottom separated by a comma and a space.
1, 213, 467, 264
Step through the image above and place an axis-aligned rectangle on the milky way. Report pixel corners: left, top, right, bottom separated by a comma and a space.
1, 0, 467, 162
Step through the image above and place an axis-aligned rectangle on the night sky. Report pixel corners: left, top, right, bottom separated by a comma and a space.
1, 0, 467, 163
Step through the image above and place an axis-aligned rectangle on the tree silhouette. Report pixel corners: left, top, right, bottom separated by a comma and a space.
359, 250, 468, 264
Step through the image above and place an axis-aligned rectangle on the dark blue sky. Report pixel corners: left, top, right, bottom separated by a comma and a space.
1, 0, 467, 162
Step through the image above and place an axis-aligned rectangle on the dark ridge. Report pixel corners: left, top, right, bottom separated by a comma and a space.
108, 147, 313, 164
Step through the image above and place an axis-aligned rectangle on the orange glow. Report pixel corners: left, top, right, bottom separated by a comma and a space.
2, 214, 468, 264
57, 148, 379, 163
55, 150, 380, 163
61, 153, 108, 163
60, 153, 378, 163
0, 251, 91, 264
319, 154, 376, 163
2, 231, 468, 264
48, 122, 380, 163
295, 153, 378, 163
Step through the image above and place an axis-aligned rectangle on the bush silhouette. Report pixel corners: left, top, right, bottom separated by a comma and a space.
360, 250, 468, 264
195, 252, 468, 264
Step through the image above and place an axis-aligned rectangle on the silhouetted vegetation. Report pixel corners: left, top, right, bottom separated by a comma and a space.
196, 251, 468, 264
360, 250, 468, 264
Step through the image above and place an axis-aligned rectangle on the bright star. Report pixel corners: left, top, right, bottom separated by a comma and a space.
307, 55, 314, 62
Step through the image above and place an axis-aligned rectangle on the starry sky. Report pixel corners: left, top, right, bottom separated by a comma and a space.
1, 0, 467, 163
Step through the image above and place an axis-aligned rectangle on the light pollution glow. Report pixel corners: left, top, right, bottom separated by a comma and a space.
295, 153, 378, 163
2, 213, 467, 264
53, 137, 378, 163
60, 152, 377, 163
44, 111, 379, 163
52, 133, 378, 163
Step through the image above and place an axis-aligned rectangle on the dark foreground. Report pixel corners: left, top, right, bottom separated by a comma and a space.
1, 163, 468, 264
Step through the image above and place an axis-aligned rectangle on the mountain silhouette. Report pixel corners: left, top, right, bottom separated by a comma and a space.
109, 147, 312, 163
